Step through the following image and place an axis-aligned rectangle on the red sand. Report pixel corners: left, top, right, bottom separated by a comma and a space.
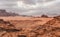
0, 16, 60, 37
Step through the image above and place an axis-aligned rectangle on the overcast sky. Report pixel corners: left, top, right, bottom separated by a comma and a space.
0, 0, 60, 16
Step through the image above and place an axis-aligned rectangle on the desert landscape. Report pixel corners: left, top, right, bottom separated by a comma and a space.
0, 16, 60, 37
0, 0, 60, 37
0, 9, 60, 37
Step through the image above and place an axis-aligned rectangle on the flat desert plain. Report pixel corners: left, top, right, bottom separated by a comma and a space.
0, 16, 60, 37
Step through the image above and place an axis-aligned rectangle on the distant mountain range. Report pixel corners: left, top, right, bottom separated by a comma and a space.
0, 9, 19, 16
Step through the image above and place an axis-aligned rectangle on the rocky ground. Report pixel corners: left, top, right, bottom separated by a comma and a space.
0, 16, 60, 37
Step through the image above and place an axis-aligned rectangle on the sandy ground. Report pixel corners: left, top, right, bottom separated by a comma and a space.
0, 16, 60, 37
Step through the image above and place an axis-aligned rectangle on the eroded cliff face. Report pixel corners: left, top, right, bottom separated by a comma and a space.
0, 17, 60, 37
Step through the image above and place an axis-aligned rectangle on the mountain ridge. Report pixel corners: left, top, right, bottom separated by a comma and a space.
0, 9, 19, 16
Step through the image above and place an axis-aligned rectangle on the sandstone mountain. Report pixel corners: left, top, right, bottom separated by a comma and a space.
0, 9, 19, 16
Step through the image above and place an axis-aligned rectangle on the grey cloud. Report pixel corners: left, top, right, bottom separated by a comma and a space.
0, 0, 19, 1
21, 0, 54, 4
21, 0, 37, 5
0, 0, 60, 16
19, 4, 60, 16
45, 0, 54, 2
0, 0, 17, 9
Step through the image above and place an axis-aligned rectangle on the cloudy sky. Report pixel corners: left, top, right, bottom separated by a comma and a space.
0, 0, 60, 16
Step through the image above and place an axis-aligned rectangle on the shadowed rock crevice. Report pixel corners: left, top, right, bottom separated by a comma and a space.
0, 27, 21, 32
5, 29, 21, 32
18, 35, 27, 37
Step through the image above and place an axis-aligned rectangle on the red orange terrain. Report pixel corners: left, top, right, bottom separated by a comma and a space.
0, 16, 60, 37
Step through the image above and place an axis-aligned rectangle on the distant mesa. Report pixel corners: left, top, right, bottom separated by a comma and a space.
0, 9, 6, 12
54, 15, 60, 18
41, 14, 48, 18
0, 9, 19, 16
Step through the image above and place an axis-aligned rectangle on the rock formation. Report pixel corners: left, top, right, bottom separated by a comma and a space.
0, 9, 19, 16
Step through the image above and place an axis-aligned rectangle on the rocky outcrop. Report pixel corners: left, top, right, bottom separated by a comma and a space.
41, 14, 48, 18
